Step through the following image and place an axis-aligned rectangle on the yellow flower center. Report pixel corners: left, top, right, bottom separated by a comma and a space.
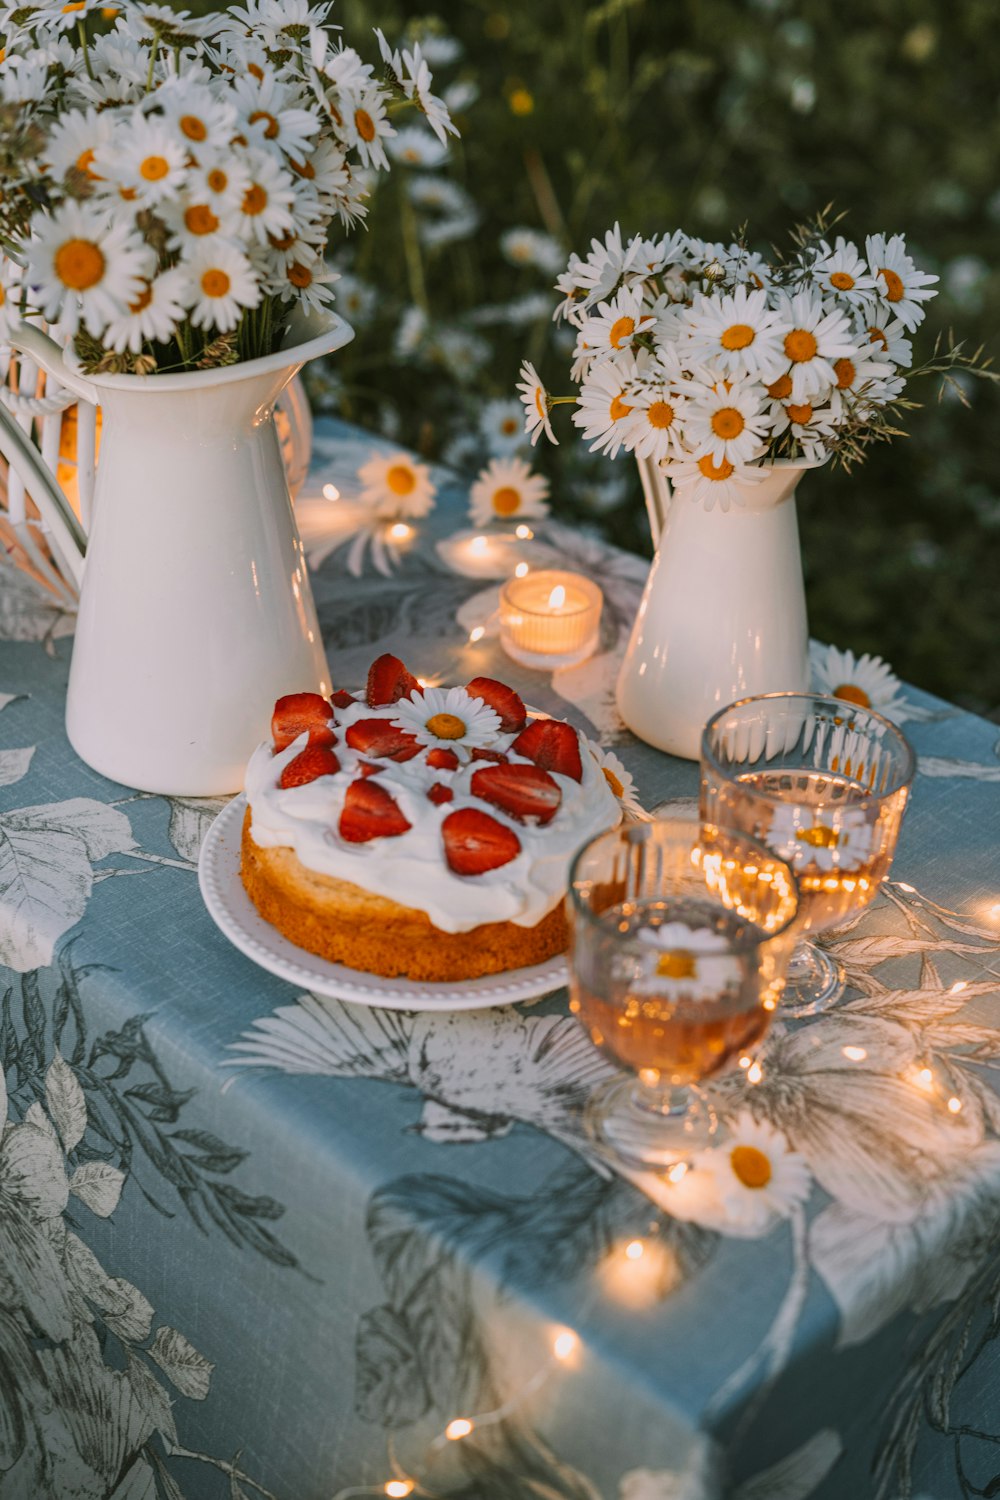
386, 464, 416, 496
878, 267, 905, 302
201, 268, 231, 298
128, 280, 153, 314
425, 713, 466, 740
602, 766, 624, 798
492, 486, 521, 516
0, 285, 5, 308
184, 204, 219, 235
509, 87, 534, 115
829, 271, 855, 291
62, 3, 87, 11
784, 328, 818, 363
609, 315, 635, 348
655, 949, 697, 980
730, 1145, 772, 1189
180, 114, 207, 142
834, 358, 856, 389
711, 406, 744, 440
834, 683, 871, 708
720, 323, 755, 351
501, 418, 518, 435
355, 108, 376, 142
249, 108, 280, 140
75, 148, 98, 179
697, 455, 734, 481
290, 157, 315, 180
534, 387, 546, 420
268, 230, 296, 252
54, 238, 105, 292
767, 373, 793, 401
609, 394, 632, 421
796, 823, 841, 850
139, 154, 170, 182
242, 183, 267, 216
786, 402, 812, 425
646, 400, 674, 429
248, 62, 265, 81
867, 326, 888, 349
287, 262, 312, 289
206, 168, 228, 193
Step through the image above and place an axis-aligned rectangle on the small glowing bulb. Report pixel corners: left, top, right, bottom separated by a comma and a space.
916, 1067, 934, 1090
552, 1329, 578, 1361
624, 1240, 644, 1260
389, 522, 411, 541
547, 584, 567, 609
947, 1096, 962, 1114
738, 1055, 751, 1070
949, 980, 968, 995
416, 677, 429, 688
990, 902, 1000, 919
470, 535, 488, 554
667, 1161, 688, 1184
842, 1046, 867, 1061
896, 882, 916, 893
385, 1482, 414, 1498
322, 483, 340, 501
746, 1061, 763, 1085
468, 625, 486, 644
445, 1418, 474, 1441
762, 996, 777, 1011
514, 561, 529, 578
515, 524, 533, 539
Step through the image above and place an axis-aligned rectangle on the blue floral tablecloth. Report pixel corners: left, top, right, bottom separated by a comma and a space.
2, 418, 1000, 1500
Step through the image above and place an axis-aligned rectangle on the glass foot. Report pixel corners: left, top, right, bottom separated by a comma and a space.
584, 1076, 717, 1169
781, 941, 845, 1017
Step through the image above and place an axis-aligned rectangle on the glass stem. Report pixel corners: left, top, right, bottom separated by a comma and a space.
629, 1080, 693, 1118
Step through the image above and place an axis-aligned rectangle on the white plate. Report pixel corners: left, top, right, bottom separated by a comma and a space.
198, 795, 570, 1012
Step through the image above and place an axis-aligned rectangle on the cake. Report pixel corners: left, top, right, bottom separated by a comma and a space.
240, 653, 623, 981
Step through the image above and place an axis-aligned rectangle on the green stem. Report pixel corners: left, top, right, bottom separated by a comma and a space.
398, 185, 429, 314
77, 18, 94, 80
145, 35, 159, 93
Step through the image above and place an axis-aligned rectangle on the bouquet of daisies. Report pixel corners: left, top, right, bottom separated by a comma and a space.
0, 0, 456, 374
518, 218, 946, 511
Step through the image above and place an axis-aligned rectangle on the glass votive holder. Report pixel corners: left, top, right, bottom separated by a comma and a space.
499, 569, 603, 669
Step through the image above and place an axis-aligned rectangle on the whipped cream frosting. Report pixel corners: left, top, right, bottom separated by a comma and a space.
244, 693, 622, 934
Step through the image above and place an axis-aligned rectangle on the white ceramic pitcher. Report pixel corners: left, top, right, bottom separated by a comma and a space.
3, 308, 353, 796
616, 458, 816, 760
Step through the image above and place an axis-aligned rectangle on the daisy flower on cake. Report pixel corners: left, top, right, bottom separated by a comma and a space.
394, 685, 502, 755
357, 451, 437, 521
468, 457, 550, 527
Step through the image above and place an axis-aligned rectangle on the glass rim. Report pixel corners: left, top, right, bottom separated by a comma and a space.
566, 813, 801, 950
499, 570, 602, 619
700, 690, 917, 804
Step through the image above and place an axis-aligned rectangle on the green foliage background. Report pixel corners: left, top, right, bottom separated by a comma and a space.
216, 0, 1000, 716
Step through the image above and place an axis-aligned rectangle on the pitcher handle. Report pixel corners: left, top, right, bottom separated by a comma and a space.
7, 320, 97, 404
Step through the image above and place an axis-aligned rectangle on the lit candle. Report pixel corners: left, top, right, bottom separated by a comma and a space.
436, 529, 531, 579
499, 568, 603, 669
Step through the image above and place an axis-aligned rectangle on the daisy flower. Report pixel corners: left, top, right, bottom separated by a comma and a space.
572, 222, 645, 311
394, 685, 501, 753
103, 266, 192, 354
589, 745, 645, 816
338, 85, 394, 170
620, 377, 688, 462
398, 41, 458, 145
631, 228, 690, 280
479, 397, 528, 456
468, 457, 550, 526
26, 200, 151, 337
406, 175, 472, 217
635, 921, 742, 1002
664, 454, 766, 514
680, 285, 786, 381
500, 227, 565, 275
155, 79, 238, 155
31, 0, 106, 33
271, 255, 339, 314
45, 106, 114, 185
183, 240, 260, 333
232, 72, 321, 163
184, 153, 252, 220
770, 288, 861, 403
123, 4, 214, 45
865, 233, 939, 332
767, 801, 873, 873
765, 394, 839, 463
683, 377, 772, 468
233, 149, 295, 247
857, 309, 913, 370
387, 125, 448, 168
572, 352, 642, 458
810, 643, 909, 719
577, 284, 656, 362
699, 1112, 812, 1234
97, 116, 189, 207
320, 42, 375, 96
553, 254, 588, 324
517, 359, 558, 446
810, 236, 877, 308
357, 451, 437, 520
0, 54, 50, 104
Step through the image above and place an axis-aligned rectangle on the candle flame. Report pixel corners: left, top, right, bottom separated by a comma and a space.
548, 584, 567, 609
322, 483, 340, 501
514, 562, 529, 578
389, 522, 411, 541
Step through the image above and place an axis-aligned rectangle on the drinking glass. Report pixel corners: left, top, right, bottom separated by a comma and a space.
701, 692, 915, 1014
567, 816, 799, 1169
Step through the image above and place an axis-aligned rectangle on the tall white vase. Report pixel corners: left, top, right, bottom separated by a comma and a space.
616, 459, 814, 761
7, 310, 353, 795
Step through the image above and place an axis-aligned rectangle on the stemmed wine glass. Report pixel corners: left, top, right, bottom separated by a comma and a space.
700, 692, 915, 1014
567, 816, 799, 1169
